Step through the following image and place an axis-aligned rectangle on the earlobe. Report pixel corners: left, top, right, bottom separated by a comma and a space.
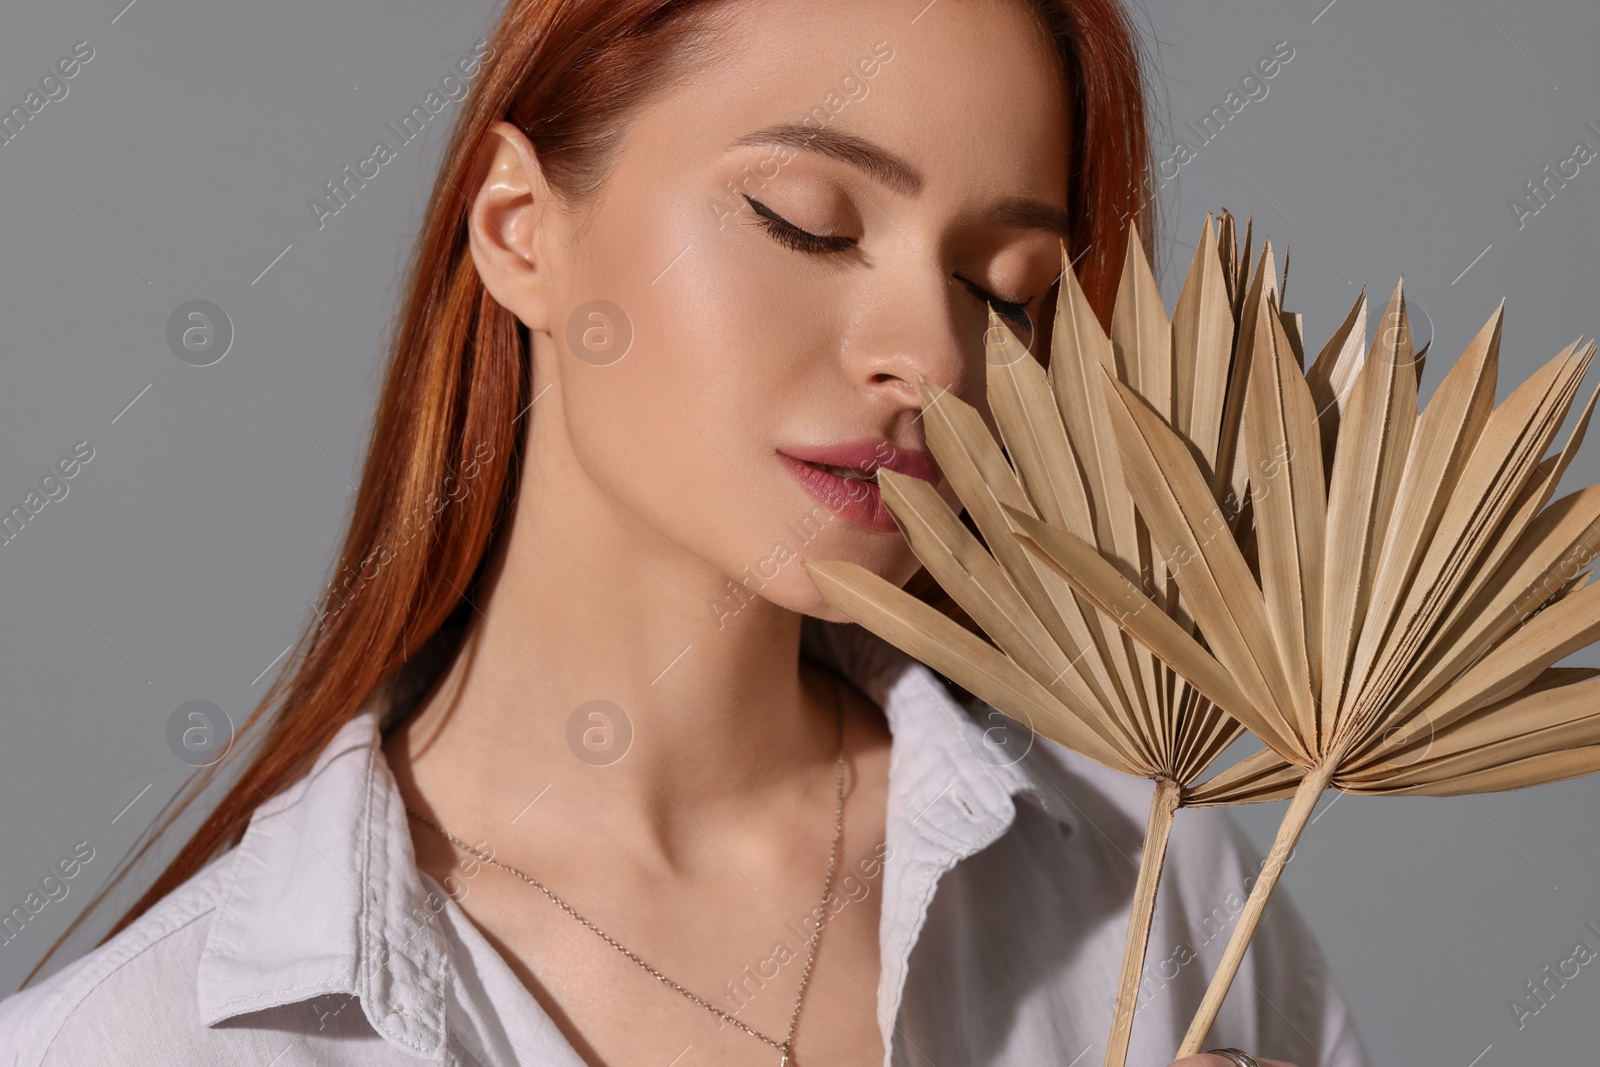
467, 120, 559, 334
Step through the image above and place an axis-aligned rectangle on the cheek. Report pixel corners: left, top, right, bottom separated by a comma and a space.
557, 306, 760, 559
553, 200, 800, 550
554, 188, 924, 612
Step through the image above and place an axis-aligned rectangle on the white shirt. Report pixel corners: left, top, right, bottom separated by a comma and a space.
0, 619, 1371, 1067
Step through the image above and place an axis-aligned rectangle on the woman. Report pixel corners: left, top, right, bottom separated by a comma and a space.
0, 0, 1368, 1064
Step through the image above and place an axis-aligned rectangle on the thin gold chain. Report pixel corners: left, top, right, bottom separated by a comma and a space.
404, 674, 847, 1066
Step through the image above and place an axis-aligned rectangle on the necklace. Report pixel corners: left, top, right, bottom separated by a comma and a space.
404, 673, 847, 1067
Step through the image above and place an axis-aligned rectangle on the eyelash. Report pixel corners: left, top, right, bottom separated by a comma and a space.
741, 194, 1034, 332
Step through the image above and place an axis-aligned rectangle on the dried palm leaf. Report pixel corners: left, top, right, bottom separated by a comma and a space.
1007, 278, 1600, 1055
803, 213, 1367, 1067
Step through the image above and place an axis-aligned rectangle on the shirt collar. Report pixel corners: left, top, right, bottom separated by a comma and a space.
195, 677, 453, 1059
800, 617, 1081, 848
194, 619, 1077, 1059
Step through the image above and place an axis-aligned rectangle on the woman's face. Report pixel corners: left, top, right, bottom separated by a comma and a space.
478, 0, 1073, 622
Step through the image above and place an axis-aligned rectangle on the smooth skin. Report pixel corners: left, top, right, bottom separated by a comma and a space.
381, 0, 1300, 1064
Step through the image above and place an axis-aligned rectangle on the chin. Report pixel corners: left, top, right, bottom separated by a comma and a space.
734, 546, 918, 620
806, 601, 858, 626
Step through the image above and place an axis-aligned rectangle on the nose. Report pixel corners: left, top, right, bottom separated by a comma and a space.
841, 271, 986, 417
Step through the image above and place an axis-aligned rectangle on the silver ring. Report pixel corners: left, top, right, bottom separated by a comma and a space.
1205, 1050, 1262, 1067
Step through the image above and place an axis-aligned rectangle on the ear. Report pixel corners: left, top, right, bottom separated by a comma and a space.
466, 120, 564, 335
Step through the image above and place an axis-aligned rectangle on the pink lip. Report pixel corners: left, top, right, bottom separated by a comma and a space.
776, 439, 942, 534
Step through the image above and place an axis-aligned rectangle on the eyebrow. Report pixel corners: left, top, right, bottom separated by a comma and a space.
981, 196, 1076, 241
729, 122, 1075, 240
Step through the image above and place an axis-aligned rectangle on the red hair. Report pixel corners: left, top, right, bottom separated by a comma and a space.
23, 0, 1156, 987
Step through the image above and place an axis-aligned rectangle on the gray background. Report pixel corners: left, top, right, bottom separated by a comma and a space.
1, 0, 1597, 1062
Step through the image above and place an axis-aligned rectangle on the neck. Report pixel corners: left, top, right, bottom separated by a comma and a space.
386, 410, 858, 862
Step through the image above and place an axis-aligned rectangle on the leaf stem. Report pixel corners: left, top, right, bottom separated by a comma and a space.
1103, 775, 1183, 1067
1177, 759, 1337, 1057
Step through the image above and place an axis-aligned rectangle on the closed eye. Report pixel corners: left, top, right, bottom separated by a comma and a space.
742, 194, 855, 254
742, 194, 1035, 333
956, 278, 1033, 334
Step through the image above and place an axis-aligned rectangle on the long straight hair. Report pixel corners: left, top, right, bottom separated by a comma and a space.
23, 0, 1158, 988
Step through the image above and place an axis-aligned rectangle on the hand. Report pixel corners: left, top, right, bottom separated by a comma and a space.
1168, 1056, 1298, 1067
